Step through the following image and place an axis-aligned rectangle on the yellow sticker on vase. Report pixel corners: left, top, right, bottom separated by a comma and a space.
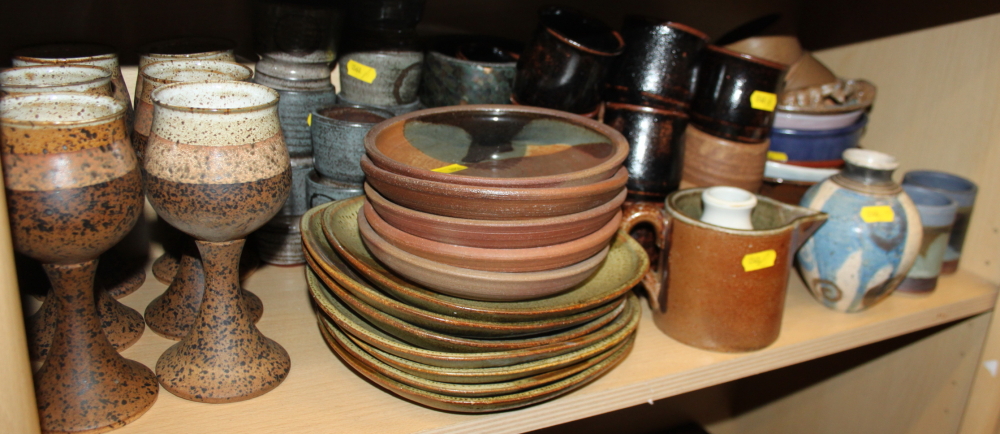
346, 60, 377, 83
860, 206, 895, 223
432, 164, 468, 174
307, 113, 312, 126
750, 90, 778, 112
742, 249, 777, 272
767, 151, 788, 162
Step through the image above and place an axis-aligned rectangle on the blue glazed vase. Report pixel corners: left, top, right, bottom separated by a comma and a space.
796, 149, 922, 313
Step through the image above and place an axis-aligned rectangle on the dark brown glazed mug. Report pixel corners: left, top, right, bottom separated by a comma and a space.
603, 102, 689, 201
604, 16, 709, 110
689, 45, 788, 143
513, 6, 625, 115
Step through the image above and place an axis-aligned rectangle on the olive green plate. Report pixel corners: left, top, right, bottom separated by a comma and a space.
301, 205, 621, 338
320, 197, 649, 322
307, 269, 640, 368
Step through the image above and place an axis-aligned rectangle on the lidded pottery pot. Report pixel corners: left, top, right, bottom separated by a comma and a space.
796, 149, 922, 313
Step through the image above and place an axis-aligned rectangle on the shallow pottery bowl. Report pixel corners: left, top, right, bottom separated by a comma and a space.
310, 266, 625, 352
365, 184, 625, 249
318, 312, 628, 397
364, 105, 629, 188
321, 198, 648, 321
301, 205, 623, 337
318, 314, 634, 413
363, 201, 619, 272
768, 115, 867, 162
359, 208, 610, 301
362, 155, 628, 220
772, 109, 864, 131
307, 269, 641, 367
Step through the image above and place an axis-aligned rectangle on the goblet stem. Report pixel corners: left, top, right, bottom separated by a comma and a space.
34, 260, 158, 433
156, 239, 290, 402
28, 285, 145, 361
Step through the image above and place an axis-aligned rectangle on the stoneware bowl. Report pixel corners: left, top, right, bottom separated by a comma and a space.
363, 154, 628, 220
773, 109, 864, 130
364, 184, 625, 249
768, 115, 868, 163
364, 104, 629, 189
363, 200, 619, 272
358, 207, 610, 301
311, 104, 393, 184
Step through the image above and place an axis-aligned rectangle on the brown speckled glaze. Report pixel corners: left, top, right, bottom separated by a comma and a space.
144, 81, 291, 402
1, 93, 155, 432
28, 285, 145, 360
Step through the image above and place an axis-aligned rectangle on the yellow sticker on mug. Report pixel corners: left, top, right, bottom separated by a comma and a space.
750, 90, 778, 112
742, 249, 777, 272
432, 164, 468, 174
860, 206, 895, 223
347, 60, 377, 83
767, 151, 788, 162
307, 113, 312, 126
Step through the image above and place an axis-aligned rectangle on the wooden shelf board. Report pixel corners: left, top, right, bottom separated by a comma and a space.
105, 248, 995, 434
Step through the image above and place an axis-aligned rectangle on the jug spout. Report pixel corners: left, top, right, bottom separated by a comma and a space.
781, 205, 829, 252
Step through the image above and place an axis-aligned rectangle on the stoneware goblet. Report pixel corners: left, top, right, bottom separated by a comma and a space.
1, 93, 157, 432
144, 81, 292, 402
0, 64, 112, 97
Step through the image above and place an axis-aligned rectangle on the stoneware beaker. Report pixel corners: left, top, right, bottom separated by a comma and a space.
622, 188, 827, 352
902, 170, 978, 274
897, 185, 957, 293
603, 102, 688, 201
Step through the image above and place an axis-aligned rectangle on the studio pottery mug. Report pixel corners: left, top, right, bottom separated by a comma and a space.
621, 188, 827, 352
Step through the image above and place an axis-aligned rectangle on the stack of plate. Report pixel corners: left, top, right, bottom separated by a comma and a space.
304, 189, 645, 411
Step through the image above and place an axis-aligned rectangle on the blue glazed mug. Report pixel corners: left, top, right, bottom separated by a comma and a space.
902, 170, 978, 274
897, 185, 957, 293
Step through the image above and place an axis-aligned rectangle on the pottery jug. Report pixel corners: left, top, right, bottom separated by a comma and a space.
796, 149, 922, 313
622, 188, 827, 352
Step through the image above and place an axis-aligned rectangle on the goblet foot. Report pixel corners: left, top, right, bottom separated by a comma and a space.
28, 287, 145, 360
102, 266, 146, 299
156, 239, 289, 402
145, 250, 263, 340
35, 260, 158, 433
152, 253, 179, 284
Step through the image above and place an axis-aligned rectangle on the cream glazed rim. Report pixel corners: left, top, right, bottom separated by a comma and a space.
0, 93, 125, 127
141, 60, 253, 85
0, 65, 111, 90
150, 81, 279, 114
843, 149, 898, 171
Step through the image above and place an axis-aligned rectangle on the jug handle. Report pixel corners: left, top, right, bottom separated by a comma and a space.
621, 202, 672, 312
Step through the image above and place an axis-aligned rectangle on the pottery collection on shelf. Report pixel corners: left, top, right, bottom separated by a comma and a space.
2, 2, 982, 427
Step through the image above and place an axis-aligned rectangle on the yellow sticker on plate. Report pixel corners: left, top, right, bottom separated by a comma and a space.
860, 206, 895, 223
346, 60, 377, 83
742, 249, 777, 272
432, 164, 468, 174
767, 151, 788, 162
307, 113, 312, 127
750, 90, 777, 112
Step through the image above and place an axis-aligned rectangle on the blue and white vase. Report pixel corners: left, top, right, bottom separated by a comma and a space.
796, 149, 922, 313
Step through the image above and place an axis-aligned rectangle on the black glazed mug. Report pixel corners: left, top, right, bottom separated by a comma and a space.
603, 102, 689, 200
420, 35, 522, 107
512, 6, 624, 115
604, 16, 709, 111
689, 45, 788, 143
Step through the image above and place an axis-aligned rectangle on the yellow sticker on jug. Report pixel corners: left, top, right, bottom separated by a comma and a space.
767, 151, 788, 162
742, 249, 777, 272
432, 164, 468, 174
347, 60, 377, 83
860, 206, 895, 223
750, 90, 778, 112
307, 113, 312, 126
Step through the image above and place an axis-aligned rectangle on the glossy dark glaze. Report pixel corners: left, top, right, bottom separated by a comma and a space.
689, 46, 788, 143
311, 104, 392, 184
420, 35, 522, 107
156, 240, 291, 402
604, 16, 709, 110
513, 6, 624, 114
603, 103, 689, 200
341, 0, 424, 51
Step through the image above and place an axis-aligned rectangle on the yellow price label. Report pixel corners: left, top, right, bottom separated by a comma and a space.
750, 90, 777, 112
767, 151, 788, 162
742, 249, 777, 272
431, 164, 468, 174
307, 113, 312, 127
346, 60, 377, 84
860, 206, 895, 223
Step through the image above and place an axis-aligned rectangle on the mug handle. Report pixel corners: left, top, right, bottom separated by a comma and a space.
621, 201, 672, 312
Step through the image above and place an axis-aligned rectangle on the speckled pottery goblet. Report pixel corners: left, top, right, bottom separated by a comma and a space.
144, 81, 292, 402
0, 64, 112, 97
1, 93, 156, 433
137, 37, 237, 69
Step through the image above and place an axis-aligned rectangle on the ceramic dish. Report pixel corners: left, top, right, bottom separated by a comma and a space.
764, 161, 839, 183
307, 269, 640, 367
365, 184, 625, 249
318, 313, 628, 397
778, 79, 877, 114
310, 267, 625, 352
363, 105, 629, 188
768, 115, 867, 162
319, 314, 634, 413
362, 155, 628, 220
363, 200, 619, 272
773, 109, 864, 130
321, 198, 648, 321
302, 206, 621, 337
359, 206, 610, 301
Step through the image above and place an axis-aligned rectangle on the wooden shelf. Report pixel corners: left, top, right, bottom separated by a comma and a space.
106, 242, 996, 434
